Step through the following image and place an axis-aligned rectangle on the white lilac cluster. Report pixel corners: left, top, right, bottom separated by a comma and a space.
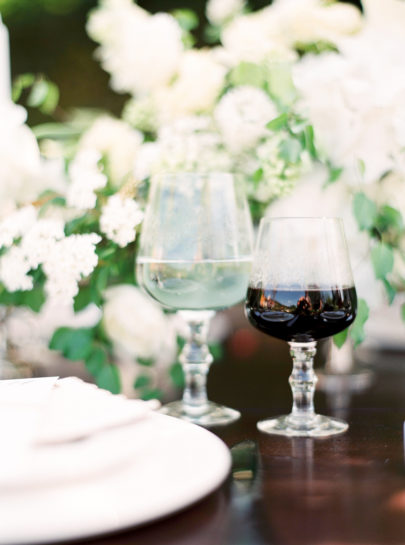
87, 0, 183, 96
214, 86, 278, 154
66, 150, 107, 210
42, 233, 101, 303
0, 205, 101, 303
100, 195, 143, 248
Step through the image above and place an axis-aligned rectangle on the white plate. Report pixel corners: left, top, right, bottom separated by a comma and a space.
0, 413, 231, 545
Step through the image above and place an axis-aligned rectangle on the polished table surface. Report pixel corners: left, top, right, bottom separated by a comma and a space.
60, 338, 405, 545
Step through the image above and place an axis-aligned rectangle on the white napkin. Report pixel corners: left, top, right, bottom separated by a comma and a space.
0, 377, 160, 490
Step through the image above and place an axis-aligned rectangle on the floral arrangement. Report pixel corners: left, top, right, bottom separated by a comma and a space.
0, 0, 404, 394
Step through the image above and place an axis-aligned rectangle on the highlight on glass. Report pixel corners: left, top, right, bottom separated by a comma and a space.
245, 217, 357, 437
137, 172, 253, 426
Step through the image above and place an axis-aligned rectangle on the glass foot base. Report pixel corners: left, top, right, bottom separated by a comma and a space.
257, 413, 348, 438
160, 400, 240, 427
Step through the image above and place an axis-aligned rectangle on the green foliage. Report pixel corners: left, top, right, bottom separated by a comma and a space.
169, 362, 185, 389
266, 113, 288, 131
49, 325, 121, 394
350, 298, 369, 348
229, 62, 266, 88
140, 388, 163, 401
401, 303, 405, 323
370, 242, 394, 280
295, 40, 338, 56
0, 284, 46, 313
134, 374, 151, 389
13, 74, 59, 115
278, 138, 302, 164
353, 192, 378, 231
267, 63, 297, 106
171, 9, 198, 31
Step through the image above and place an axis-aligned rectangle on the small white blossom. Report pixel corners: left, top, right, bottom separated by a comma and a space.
42, 233, 101, 304
21, 218, 65, 269
100, 195, 143, 247
0, 206, 37, 249
67, 150, 107, 210
0, 246, 33, 292
214, 86, 278, 153
206, 0, 245, 26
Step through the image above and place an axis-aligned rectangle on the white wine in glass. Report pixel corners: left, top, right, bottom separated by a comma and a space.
137, 172, 253, 426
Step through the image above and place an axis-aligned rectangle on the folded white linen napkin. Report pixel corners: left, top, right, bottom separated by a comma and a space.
0, 377, 160, 490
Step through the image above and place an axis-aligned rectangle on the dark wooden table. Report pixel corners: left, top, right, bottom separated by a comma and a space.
69, 333, 405, 545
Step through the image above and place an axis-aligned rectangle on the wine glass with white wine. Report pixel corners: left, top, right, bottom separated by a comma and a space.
137, 172, 253, 426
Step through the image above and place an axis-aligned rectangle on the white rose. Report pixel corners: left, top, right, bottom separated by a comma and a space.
154, 50, 226, 123
79, 117, 143, 187
102, 285, 177, 363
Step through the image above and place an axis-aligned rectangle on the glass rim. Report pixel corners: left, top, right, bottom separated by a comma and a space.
260, 216, 343, 223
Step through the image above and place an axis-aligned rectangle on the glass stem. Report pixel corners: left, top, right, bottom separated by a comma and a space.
178, 311, 215, 417
288, 342, 318, 423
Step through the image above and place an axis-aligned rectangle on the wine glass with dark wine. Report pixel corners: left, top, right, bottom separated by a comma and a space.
245, 217, 357, 437
137, 172, 253, 426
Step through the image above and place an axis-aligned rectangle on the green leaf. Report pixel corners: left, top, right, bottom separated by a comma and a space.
333, 328, 349, 349
375, 205, 404, 233
12, 73, 35, 102
279, 138, 302, 163
350, 298, 369, 348
209, 342, 224, 361
21, 286, 46, 312
96, 365, 121, 394
266, 113, 288, 131
73, 285, 93, 312
230, 62, 266, 88
172, 9, 198, 31
353, 192, 378, 231
85, 346, 108, 376
327, 165, 343, 185
203, 24, 221, 44
371, 242, 394, 279
176, 335, 186, 353
49, 327, 94, 361
382, 278, 396, 305
137, 357, 154, 367
27, 80, 49, 108
401, 303, 405, 323
303, 125, 317, 158
267, 63, 297, 106
141, 388, 163, 401
358, 158, 366, 177
95, 266, 109, 294
134, 374, 151, 389
33, 122, 82, 140
169, 362, 185, 389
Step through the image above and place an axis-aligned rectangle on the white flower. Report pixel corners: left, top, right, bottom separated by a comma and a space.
153, 116, 232, 173
153, 50, 226, 123
42, 233, 101, 304
21, 218, 65, 269
87, 1, 183, 96
100, 195, 143, 248
67, 150, 107, 210
79, 117, 143, 187
103, 284, 177, 362
133, 142, 161, 181
0, 246, 33, 292
221, 11, 296, 63
0, 206, 37, 249
214, 86, 277, 153
206, 0, 246, 26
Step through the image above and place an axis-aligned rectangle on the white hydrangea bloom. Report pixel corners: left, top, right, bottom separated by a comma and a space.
87, 0, 183, 96
0, 206, 37, 249
214, 86, 278, 154
79, 117, 143, 187
0, 246, 33, 292
42, 234, 101, 304
133, 142, 161, 181
67, 150, 107, 210
206, 0, 245, 26
154, 116, 232, 173
100, 195, 143, 247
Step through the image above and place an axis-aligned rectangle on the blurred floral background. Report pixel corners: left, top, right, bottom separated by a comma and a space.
1, 0, 404, 403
